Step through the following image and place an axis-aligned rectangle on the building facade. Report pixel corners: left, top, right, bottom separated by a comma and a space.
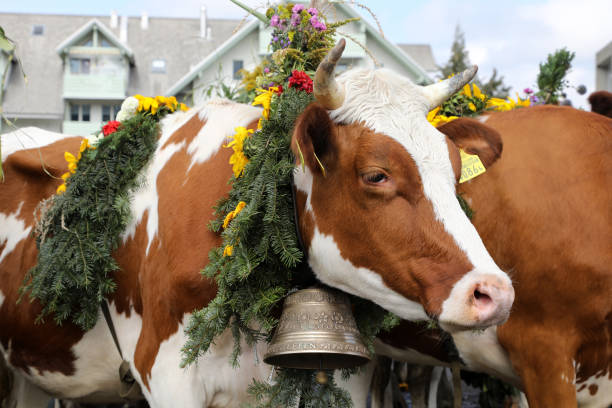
596, 41, 612, 92
1, 3, 435, 136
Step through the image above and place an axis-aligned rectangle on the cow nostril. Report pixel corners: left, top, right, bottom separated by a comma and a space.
474, 289, 492, 305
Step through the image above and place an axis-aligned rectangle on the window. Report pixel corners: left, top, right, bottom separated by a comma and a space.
70, 105, 79, 121
69, 104, 91, 122
151, 59, 166, 73
233, 60, 244, 80
102, 105, 111, 122
32, 25, 44, 36
113, 105, 121, 120
82, 105, 91, 122
100, 38, 112, 48
69, 58, 91, 74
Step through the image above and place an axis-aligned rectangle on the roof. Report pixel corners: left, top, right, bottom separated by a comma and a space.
397, 44, 438, 72
333, 3, 432, 84
166, 19, 259, 96
55, 19, 134, 63
0, 13, 241, 118
167, 1, 433, 95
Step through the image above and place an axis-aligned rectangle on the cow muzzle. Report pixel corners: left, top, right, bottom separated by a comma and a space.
438, 270, 515, 332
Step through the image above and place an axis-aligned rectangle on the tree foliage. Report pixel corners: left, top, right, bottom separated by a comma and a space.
439, 25, 510, 99
20, 113, 159, 330
535, 48, 575, 105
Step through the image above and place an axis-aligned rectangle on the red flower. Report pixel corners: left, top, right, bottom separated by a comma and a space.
102, 121, 121, 136
275, 84, 283, 94
288, 70, 313, 93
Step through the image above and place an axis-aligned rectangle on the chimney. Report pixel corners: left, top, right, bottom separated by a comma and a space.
110, 10, 118, 29
119, 15, 128, 43
200, 6, 207, 38
207, 27, 212, 40
141, 12, 149, 30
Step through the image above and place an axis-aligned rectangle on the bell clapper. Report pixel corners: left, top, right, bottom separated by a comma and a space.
315, 370, 328, 385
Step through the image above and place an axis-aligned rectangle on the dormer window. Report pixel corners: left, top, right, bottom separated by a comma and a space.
79, 35, 93, 47
32, 25, 44, 36
151, 59, 166, 73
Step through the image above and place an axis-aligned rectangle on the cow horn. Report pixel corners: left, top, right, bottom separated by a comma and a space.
421, 65, 478, 111
314, 38, 346, 110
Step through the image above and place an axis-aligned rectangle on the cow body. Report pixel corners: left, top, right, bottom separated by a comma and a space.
371, 106, 612, 408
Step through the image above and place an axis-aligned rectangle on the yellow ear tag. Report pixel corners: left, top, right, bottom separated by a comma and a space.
459, 149, 486, 183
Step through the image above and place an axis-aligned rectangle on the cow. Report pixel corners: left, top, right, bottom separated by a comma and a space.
350, 106, 612, 408
589, 90, 612, 118
0, 41, 515, 406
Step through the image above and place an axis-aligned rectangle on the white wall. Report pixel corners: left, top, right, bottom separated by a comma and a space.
192, 31, 260, 104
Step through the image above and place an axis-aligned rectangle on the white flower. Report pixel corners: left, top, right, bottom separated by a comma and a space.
121, 96, 140, 114
115, 110, 130, 122
88, 132, 104, 146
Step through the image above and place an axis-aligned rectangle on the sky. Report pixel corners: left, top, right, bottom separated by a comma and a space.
3, 0, 612, 109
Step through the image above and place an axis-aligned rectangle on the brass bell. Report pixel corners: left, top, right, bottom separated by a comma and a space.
264, 286, 371, 369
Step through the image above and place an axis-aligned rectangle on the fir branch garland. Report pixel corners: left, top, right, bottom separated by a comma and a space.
20, 112, 159, 330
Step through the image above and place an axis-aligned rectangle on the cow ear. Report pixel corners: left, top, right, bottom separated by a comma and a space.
291, 103, 336, 174
438, 117, 503, 168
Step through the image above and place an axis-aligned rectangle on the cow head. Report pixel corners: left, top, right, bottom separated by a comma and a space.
291, 40, 514, 332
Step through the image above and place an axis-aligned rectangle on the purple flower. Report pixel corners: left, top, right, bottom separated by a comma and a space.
307, 7, 318, 16
292, 4, 305, 13
530, 95, 540, 103
290, 13, 301, 27
523, 87, 533, 95
272, 36, 278, 42
263, 67, 270, 73
270, 15, 280, 27
310, 15, 326, 31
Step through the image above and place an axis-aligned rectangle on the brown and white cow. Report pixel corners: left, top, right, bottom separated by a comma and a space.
0, 42, 514, 406
351, 106, 612, 408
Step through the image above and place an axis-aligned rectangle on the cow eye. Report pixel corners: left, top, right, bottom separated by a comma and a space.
362, 171, 388, 184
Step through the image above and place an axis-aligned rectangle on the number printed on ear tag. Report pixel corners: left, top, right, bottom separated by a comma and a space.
459, 149, 486, 183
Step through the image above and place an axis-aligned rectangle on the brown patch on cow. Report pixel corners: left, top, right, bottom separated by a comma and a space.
0, 136, 82, 221
438, 117, 503, 169
291, 104, 473, 318
161, 112, 206, 149
452, 106, 612, 406
588, 384, 598, 395
0, 137, 86, 377
588, 90, 612, 118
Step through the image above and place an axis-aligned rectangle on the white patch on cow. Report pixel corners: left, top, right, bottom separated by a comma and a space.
122, 139, 185, 254
336, 360, 375, 408
4, 303, 143, 401
308, 226, 428, 321
374, 338, 448, 367
293, 165, 314, 213
576, 371, 612, 408
122, 100, 261, 253
476, 114, 490, 123
0, 290, 5, 309
188, 98, 262, 170
0, 204, 32, 265
450, 327, 520, 387
146, 315, 268, 408
1, 127, 71, 161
